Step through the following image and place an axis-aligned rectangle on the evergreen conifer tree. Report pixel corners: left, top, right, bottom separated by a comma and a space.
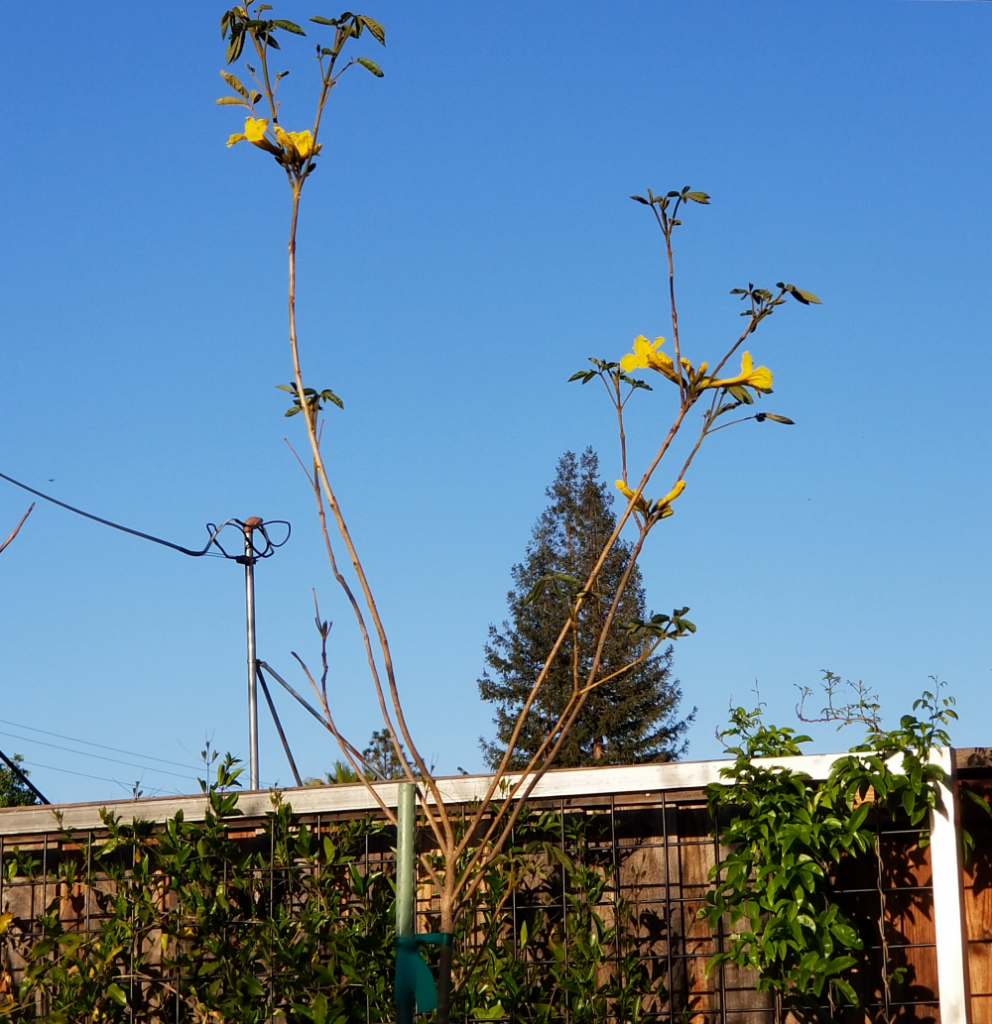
479, 449, 693, 769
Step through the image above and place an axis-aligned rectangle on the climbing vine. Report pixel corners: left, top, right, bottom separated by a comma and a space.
699, 680, 986, 1023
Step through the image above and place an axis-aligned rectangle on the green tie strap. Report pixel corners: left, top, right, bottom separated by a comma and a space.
395, 933, 454, 1015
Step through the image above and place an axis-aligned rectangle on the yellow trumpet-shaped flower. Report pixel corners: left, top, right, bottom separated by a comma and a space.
274, 124, 321, 160
654, 479, 686, 518
226, 117, 284, 159
620, 335, 680, 383
227, 117, 281, 155
701, 351, 773, 393
616, 478, 686, 518
616, 479, 649, 513
244, 117, 269, 144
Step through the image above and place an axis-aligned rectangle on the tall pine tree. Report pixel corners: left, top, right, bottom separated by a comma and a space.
479, 448, 693, 769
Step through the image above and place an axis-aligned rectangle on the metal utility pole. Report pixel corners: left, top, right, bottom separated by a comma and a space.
241, 517, 262, 790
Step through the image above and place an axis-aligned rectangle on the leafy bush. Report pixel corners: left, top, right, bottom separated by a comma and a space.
1, 762, 660, 1023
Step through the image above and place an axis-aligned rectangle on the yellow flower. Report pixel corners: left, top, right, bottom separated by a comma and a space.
226, 117, 281, 156
227, 116, 266, 146
655, 479, 686, 518
274, 125, 321, 160
616, 479, 649, 513
616, 478, 686, 517
244, 117, 269, 143
701, 351, 773, 393
620, 336, 679, 382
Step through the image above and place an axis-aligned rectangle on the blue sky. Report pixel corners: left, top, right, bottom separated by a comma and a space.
1, 1, 990, 803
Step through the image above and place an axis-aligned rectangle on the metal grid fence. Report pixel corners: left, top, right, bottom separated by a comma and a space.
0, 759, 960, 1024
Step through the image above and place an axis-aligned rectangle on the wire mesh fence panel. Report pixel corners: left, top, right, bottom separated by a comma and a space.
0, 776, 957, 1024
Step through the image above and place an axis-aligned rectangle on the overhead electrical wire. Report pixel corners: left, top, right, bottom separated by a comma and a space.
17, 753, 286, 798
18, 759, 176, 797
0, 470, 296, 798
0, 716, 204, 771
3, 720, 290, 793
0, 470, 290, 559
0, 729, 200, 781
18, 759, 134, 787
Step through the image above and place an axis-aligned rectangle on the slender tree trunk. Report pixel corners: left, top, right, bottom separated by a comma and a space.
436, 900, 455, 1024
436, 944, 453, 1024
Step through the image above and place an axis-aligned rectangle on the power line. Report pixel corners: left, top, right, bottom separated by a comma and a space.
0, 717, 203, 771
19, 752, 287, 798
0, 471, 295, 795
0, 470, 290, 560
18, 759, 176, 795
0, 729, 199, 782
18, 759, 129, 787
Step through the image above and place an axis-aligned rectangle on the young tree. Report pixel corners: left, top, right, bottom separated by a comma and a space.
218, 8, 818, 1018
480, 448, 692, 769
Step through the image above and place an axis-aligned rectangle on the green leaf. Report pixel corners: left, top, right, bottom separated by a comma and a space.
568, 370, 596, 384
825, 955, 860, 973
685, 191, 711, 204
357, 57, 384, 77
832, 977, 859, 1005
216, 96, 249, 107
271, 19, 306, 35
359, 15, 386, 45
629, 195, 650, 205
902, 788, 916, 817
779, 283, 822, 305
311, 992, 328, 1024
220, 70, 250, 101
963, 788, 992, 816
106, 983, 127, 1007
755, 412, 795, 425
225, 27, 247, 65
474, 1005, 505, 1021
831, 923, 859, 947
310, 15, 339, 26
849, 801, 871, 831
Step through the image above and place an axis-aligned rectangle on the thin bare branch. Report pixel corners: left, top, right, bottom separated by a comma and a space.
0, 504, 34, 556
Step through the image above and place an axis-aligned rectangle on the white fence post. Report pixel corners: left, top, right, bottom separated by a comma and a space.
930, 746, 972, 1024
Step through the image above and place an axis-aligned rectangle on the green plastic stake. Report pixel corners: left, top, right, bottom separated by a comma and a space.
397, 783, 415, 941
394, 783, 452, 1020
396, 782, 417, 1024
